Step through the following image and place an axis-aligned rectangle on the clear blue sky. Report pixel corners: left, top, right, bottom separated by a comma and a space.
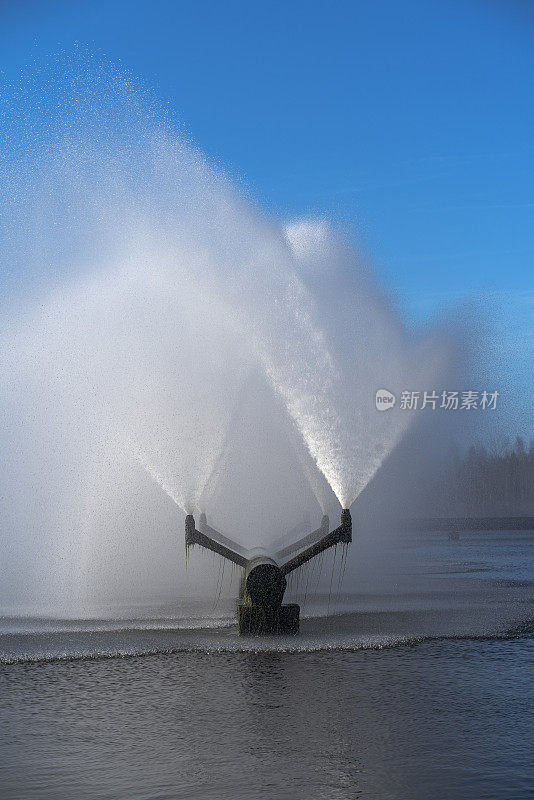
1, 0, 533, 431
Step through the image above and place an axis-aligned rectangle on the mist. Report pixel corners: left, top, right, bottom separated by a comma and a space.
0, 54, 465, 615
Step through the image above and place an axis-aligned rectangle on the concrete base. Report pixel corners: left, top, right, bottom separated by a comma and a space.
237, 603, 300, 636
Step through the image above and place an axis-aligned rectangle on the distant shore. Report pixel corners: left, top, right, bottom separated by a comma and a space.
405, 517, 534, 532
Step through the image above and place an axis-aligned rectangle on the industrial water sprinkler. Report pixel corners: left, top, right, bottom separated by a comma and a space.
185, 509, 352, 635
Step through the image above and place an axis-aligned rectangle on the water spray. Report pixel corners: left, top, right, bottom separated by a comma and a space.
0, 54, 455, 611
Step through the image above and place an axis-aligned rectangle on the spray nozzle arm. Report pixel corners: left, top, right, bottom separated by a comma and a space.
274, 515, 329, 561
185, 515, 248, 568
280, 509, 352, 576
198, 514, 250, 561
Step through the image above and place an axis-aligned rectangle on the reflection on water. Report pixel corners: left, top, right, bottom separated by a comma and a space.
1, 638, 533, 800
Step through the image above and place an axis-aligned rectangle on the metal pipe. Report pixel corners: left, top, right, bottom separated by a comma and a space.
185, 515, 248, 568
198, 513, 249, 560
280, 509, 352, 576
275, 514, 329, 560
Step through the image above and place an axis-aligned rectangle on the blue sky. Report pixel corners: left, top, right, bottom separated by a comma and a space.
1, 0, 533, 434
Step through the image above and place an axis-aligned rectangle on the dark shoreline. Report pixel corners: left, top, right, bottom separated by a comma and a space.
406, 517, 534, 532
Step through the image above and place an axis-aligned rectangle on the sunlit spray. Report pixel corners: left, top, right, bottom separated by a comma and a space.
0, 53, 455, 611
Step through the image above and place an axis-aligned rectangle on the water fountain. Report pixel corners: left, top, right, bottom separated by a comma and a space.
185, 510, 352, 634
0, 54, 454, 617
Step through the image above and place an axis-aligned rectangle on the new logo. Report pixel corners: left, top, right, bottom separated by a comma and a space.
375, 389, 396, 411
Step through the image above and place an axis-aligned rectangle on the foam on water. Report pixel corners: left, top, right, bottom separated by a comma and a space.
2, 622, 532, 666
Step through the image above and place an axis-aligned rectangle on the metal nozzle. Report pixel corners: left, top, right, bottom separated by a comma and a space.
185, 514, 196, 548
340, 508, 352, 543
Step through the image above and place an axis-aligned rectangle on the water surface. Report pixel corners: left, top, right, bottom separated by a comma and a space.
1, 531, 533, 799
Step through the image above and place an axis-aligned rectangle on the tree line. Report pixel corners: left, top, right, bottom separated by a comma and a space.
431, 437, 534, 515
